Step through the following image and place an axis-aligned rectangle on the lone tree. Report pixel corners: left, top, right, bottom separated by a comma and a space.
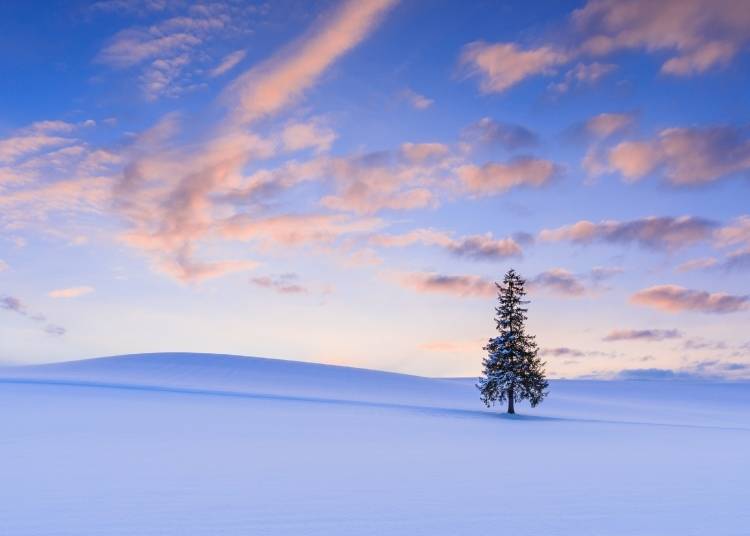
477, 269, 548, 414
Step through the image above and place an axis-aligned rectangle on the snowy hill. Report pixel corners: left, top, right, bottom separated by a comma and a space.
1, 352, 748, 535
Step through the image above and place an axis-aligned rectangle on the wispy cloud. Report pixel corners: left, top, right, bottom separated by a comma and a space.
210, 49, 246, 77
1, 294, 66, 336
48, 286, 95, 299
251, 273, 308, 294
225, 0, 398, 124
603, 328, 683, 342
461, 117, 538, 150
371, 228, 522, 261
400, 88, 433, 110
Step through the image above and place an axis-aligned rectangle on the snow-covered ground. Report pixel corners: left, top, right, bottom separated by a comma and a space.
1, 352, 748, 535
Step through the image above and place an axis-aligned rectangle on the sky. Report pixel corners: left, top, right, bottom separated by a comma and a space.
1, 0, 749, 379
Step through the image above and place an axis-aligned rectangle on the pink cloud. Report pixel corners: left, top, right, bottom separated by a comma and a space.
48, 286, 95, 299
399, 142, 450, 163
225, 0, 397, 123
608, 126, 750, 184
462, 0, 750, 94
457, 157, 558, 195
631, 284, 750, 314
573, 0, 750, 76
716, 215, 750, 248
281, 121, 337, 154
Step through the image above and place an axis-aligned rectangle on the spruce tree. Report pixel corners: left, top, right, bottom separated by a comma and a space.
477, 269, 548, 414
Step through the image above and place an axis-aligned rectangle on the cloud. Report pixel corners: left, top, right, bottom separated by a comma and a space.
44, 324, 66, 336
210, 49, 246, 77
281, 120, 337, 154
225, 0, 397, 123
676, 257, 718, 272
584, 112, 634, 138
460, 42, 569, 93
589, 266, 624, 282
539, 216, 717, 250
95, 3, 260, 99
0, 260, 7, 272
0, 120, 82, 166
723, 250, 750, 272
461, 118, 538, 150
541, 347, 586, 357
48, 286, 95, 299
716, 215, 750, 248
573, 0, 750, 76
251, 273, 308, 294
0, 295, 25, 314
528, 266, 622, 297
529, 268, 586, 296
607, 126, 750, 184
462, 1, 750, 94
397, 272, 495, 298
320, 151, 443, 214
400, 88, 433, 110
457, 157, 558, 196
399, 142, 450, 163
371, 228, 522, 260
603, 328, 683, 342
1, 294, 65, 335
549, 62, 616, 93
221, 213, 384, 248
631, 285, 750, 314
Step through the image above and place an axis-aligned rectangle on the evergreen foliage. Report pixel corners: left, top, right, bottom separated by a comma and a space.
477, 269, 548, 414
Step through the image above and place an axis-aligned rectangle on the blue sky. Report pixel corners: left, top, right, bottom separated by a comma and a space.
1, 0, 749, 378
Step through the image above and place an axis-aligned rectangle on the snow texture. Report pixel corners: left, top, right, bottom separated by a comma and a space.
1, 352, 748, 535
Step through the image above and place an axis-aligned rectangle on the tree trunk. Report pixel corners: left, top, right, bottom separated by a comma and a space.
507, 387, 515, 414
